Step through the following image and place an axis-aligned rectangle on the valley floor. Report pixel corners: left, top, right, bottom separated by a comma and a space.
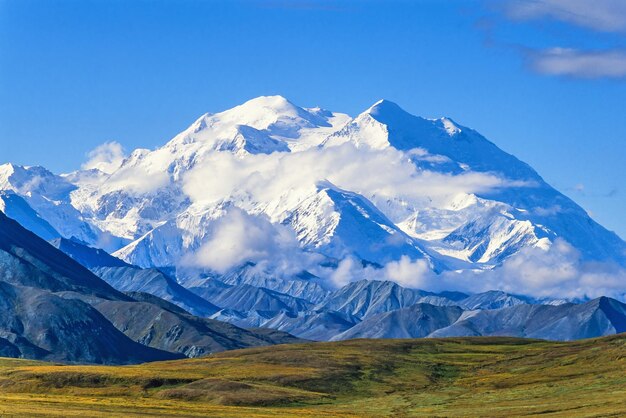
1, 335, 626, 417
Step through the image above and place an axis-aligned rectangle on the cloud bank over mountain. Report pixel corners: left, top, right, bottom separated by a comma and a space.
2, 96, 625, 301
183, 207, 319, 275
82, 141, 127, 174
181, 142, 520, 210
312, 239, 626, 300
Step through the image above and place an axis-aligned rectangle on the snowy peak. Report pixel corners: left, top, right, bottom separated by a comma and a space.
236, 95, 303, 117
231, 95, 328, 128
366, 99, 413, 121
0, 163, 76, 199
362, 99, 458, 149
367, 100, 462, 137
169, 118, 290, 156
322, 99, 461, 151
0, 163, 16, 184
321, 99, 540, 183
285, 182, 432, 265
234, 95, 333, 130
145, 96, 346, 170
173, 95, 334, 146
0, 163, 102, 246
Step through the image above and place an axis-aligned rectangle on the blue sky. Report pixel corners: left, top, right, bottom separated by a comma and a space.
0, 0, 624, 238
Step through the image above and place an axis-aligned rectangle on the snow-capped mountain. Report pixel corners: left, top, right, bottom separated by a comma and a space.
283, 181, 433, 266
0, 164, 104, 246
1, 96, 624, 298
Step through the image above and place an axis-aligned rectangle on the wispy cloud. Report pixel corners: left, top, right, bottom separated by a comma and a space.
503, 0, 626, 32
527, 48, 626, 78
481, 1, 626, 79
82, 141, 126, 174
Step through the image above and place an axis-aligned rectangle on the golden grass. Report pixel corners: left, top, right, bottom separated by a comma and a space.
0, 335, 625, 417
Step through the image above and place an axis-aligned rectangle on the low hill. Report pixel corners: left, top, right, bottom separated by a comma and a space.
1, 334, 626, 416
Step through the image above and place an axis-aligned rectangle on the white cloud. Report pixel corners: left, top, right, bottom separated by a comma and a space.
315, 238, 626, 300
182, 143, 525, 217
327, 258, 364, 288
177, 207, 626, 299
185, 207, 319, 274
528, 48, 626, 79
82, 142, 171, 194
310, 254, 435, 290
503, 0, 626, 32
486, 239, 626, 299
532, 204, 563, 216
434, 239, 626, 300
489, 1, 626, 79
82, 141, 126, 174
104, 165, 170, 194
383, 256, 433, 288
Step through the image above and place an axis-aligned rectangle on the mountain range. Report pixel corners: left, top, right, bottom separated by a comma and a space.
1, 96, 625, 362
2, 96, 624, 272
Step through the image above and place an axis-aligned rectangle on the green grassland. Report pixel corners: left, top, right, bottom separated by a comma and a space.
1, 335, 626, 417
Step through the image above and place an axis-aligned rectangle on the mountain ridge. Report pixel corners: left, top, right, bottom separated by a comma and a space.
0, 211, 304, 363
